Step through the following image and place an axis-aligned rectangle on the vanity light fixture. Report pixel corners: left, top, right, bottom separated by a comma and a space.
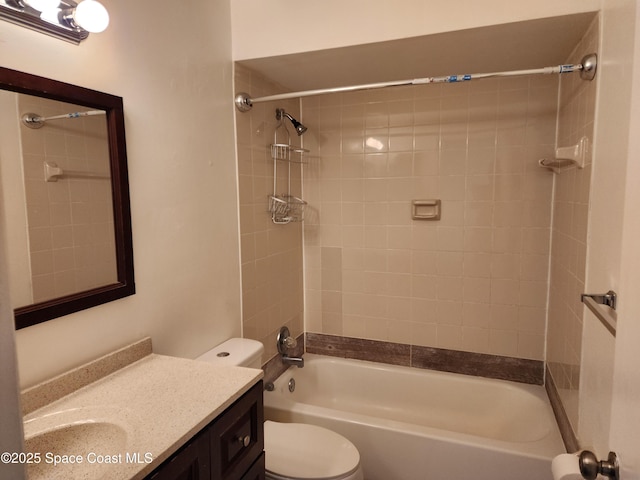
22, 0, 58, 12
0, 0, 109, 44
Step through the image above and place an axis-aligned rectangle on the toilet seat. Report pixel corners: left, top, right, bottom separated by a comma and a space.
264, 421, 362, 480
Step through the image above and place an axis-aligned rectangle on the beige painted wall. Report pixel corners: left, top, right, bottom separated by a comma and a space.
0, 0, 241, 389
610, 3, 640, 475
584, 0, 640, 467
231, 0, 600, 60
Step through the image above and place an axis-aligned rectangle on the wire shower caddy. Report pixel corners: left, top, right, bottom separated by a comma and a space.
269, 110, 308, 224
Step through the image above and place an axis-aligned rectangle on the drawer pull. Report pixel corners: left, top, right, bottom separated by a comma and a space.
238, 435, 251, 447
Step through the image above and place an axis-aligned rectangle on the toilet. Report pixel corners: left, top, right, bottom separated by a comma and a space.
196, 338, 364, 480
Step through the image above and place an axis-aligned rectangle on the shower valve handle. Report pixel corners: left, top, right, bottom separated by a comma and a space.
277, 326, 297, 354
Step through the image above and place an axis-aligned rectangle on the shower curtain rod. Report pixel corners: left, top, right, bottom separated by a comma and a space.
235, 53, 597, 112
21, 110, 105, 129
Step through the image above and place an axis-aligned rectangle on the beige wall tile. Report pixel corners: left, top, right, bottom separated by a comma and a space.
234, 65, 305, 358
239, 47, 588, 359
17, 95, 115, 303
290, 65, 560, 361
546, 16, 599, 432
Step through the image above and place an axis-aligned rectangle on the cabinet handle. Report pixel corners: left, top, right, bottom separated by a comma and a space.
238, 435, 251, 447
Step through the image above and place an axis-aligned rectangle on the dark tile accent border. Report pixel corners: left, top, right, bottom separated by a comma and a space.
411, 345, 543, 385
545, 365, 580, 452
305, 333, 411, 366
262, 333, 305, 387
305, 333, 544, 385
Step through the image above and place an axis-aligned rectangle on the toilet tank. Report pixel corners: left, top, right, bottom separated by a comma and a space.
196, 338, 264, 369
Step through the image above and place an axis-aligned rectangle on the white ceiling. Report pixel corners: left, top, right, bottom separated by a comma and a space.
236, 12, 598, 93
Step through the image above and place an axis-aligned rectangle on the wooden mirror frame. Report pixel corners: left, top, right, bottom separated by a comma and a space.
0, 67, 135, 329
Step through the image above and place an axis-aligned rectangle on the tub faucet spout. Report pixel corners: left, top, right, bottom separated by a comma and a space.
282, 355, 304, 368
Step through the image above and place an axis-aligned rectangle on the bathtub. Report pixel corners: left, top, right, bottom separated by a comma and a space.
264, 354, 564, 480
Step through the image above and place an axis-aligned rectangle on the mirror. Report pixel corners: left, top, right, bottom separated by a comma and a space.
0, 67, 134, 329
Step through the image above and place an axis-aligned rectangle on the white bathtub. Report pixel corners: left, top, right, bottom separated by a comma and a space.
264, 354, 564, 480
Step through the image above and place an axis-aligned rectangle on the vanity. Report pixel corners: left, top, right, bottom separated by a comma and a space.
21, 338, 264, 480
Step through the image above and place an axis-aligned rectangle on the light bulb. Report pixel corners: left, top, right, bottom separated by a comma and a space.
39, 7, 60, 23
72, 0, 109, 33
23, 0, 59, 12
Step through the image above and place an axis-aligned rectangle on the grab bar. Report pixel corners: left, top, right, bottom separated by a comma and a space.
44, 161, 110, 182
582, 290, 617, 310
581, 291, 617, 337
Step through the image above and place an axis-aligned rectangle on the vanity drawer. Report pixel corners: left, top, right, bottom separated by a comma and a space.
211, 381, 264, 480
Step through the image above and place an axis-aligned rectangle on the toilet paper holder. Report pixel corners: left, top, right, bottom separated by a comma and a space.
579, 450, 619, 480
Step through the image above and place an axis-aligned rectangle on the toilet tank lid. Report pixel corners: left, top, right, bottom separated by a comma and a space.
196, 338, 264, 367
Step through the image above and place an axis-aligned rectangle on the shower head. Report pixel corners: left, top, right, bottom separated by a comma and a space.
285, 113, 307, 136
276, 108, 307, 136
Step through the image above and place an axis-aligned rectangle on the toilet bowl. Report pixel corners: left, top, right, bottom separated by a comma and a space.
196, 338, 364, 480
264, 420, 363, 480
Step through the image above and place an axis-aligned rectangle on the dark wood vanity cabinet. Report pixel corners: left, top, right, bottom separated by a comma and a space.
147, 381, 265, 480
210, 381, 264, 480
146, 430, 210, 480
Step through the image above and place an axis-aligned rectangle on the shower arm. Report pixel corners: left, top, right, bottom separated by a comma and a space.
276, 108, 307, 136
235, 53, 597, 112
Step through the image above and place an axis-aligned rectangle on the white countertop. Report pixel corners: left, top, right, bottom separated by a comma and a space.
22, 350, 263, 480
